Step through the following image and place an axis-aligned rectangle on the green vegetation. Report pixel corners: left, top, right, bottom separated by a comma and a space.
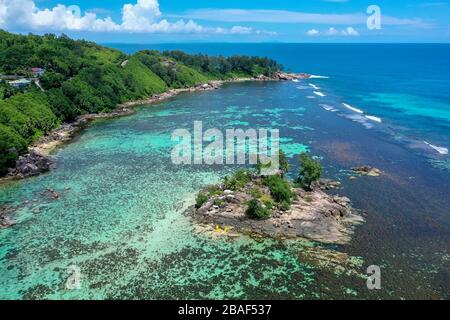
278, 150, 289, 177
263, 175, 295, 210
245, 199, 272, 220
255, 150, 289, 177
260, 194, 275, 210
222, 169, 253, 191
295, 152, 323, 190
135, 50, 208, 88
195, 193, 208, 209
0, 81, 18, 99
0, 123, 27, 174
207, 185, 223, 197
0, 30, 282, 176
163, 51, 282, 79
198, 153, 323, 220
250, 186, 263, 199
213, 199, 225, 207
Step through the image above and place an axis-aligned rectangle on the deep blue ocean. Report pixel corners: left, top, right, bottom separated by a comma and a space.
110, 43, 450, 169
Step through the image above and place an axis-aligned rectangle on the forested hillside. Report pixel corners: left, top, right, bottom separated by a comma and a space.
0, 30, 282, 176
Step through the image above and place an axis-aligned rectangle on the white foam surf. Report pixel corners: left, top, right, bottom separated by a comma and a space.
424, 141, 449, 155
313, 91, 326, 97
309, 83, 320, 90
365, 115, 382, 123
342, 103, 364, 114
345, 114, 374, 129
309, 75, 329, 79
319, 104, 334, 111
292, 79, 300, 83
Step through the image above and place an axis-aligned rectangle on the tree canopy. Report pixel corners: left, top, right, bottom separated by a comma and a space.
295, 152, 323, 190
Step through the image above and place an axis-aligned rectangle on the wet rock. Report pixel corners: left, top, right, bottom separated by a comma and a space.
193, 82, 220, 91
8, 151, 53, 178
273, 71, 302, 81
40, 188, 61, 200
254, 72, 309, 82
333, 195, 351, 207
0, 216, 16, 227
198, 201, 213, 214
312, 179, 341, 190
225, 195, 236, 202
352, 166, 382, 177
255, 74, 272, 81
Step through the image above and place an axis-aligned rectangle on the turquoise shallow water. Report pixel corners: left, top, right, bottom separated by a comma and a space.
1, 81, 449, 299
0, 83, 365, 299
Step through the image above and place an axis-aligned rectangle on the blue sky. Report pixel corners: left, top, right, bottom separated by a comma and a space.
1, 0, 449, 42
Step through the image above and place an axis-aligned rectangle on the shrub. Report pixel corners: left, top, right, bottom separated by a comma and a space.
195, 193, 208, 209
213, 198, 225, 207
295, 152, 323, 190
207, 185, 222, 197
245, 199, 272, 220
279, 201, 291, 211
223, 169, 252, 191
0, 124, 28, 175
261, 195, 275, 210
279, 149, 290, 177
255, 151, 289, 176
250, 187, 263, 199
263, 175, 294, 208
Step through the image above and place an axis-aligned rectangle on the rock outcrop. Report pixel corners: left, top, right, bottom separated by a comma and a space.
272, 71, 310, 81
191, 81, 221, 91
7, 151, 53, 178
351, 166, 382, 177
191, 177, 364, 245
0, 205, 17, 228
311, 179, 341, 190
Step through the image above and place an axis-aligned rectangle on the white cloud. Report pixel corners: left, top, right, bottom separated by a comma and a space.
121, 0, 161, 31
306, 27, 360, 37
306, 29, 319, 36
0, 0, 276, 35
230, 26, 253, 34
326, 27, 339, 35
342, 26, 359, 36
